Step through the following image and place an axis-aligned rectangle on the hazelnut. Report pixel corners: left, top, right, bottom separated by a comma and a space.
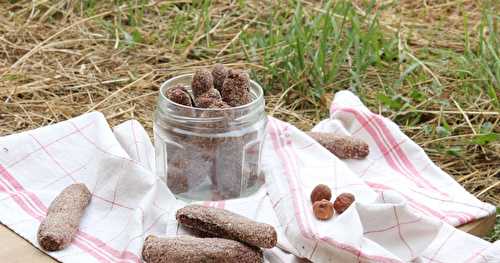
312, 200, 334, 220
333, 193, 355, 214
310, 184, 332, 204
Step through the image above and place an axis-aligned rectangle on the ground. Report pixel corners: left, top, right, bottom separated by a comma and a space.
0, 0, 498, 240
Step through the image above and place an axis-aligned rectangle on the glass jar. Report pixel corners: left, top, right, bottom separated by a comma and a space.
154, 74, 267, 201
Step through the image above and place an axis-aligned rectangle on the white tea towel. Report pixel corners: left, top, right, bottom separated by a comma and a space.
0, 90, 497, 262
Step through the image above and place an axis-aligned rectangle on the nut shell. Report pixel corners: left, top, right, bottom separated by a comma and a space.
310, 184, 332, 204
312, 200, 334, 220
333, 193, 355, 214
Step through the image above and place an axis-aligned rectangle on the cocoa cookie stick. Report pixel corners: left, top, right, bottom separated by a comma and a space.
212, 63, 228, 92
192, 69, 231, 109
191, 69, 214, 97
165, 84, 193, 106
142, 235, 263, 263
176, 204, 277, 248
37, 183, 91, 251
195, 89, 222, 108
306, 132, 369, 159
220, 69, 252, 107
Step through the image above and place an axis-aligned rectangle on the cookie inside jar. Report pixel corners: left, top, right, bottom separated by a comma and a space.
154, 65, 267, 201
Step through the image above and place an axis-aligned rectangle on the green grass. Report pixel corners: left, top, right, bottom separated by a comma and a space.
241, 0, 500, 112
239, 0, 499, 171
241, 1, 399, 105
486, 208, 500, 242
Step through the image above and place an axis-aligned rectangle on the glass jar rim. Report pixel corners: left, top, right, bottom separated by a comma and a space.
159, 73, 264, 111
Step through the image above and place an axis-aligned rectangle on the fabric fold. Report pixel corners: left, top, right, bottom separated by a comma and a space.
0, 91, 497, 263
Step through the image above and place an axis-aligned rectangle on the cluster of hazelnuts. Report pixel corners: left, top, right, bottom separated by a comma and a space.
310, 184, 355, 220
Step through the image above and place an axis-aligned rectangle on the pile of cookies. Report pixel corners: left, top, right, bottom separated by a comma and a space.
162, 65, 262, 200
166, 64, 252, 109
37, 185, 277, 262
143, 204, 277, 263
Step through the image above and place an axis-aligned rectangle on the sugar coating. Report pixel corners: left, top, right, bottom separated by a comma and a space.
212, 64, 228, 92
142, 235, 263, 263
306, 132, 369, 159
191, 69, 214, 97
176, 204, 277, 248
37, 183, 91, 251
220, 69, 252, 107
165, 85, 193, 106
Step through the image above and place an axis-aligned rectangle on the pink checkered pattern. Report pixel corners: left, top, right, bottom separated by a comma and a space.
0, 91, 498, 262
0, 112, 182, 263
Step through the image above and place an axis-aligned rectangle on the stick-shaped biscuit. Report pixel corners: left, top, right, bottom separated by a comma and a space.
191, 69, 214, 98
212, 63, 228, 92
306, 132, 369, 159
220, 69, 252, 107
165, 85, 193, 106
176, 204, 277, 248
37, 183, 91, 251
142, 235, 263, 263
